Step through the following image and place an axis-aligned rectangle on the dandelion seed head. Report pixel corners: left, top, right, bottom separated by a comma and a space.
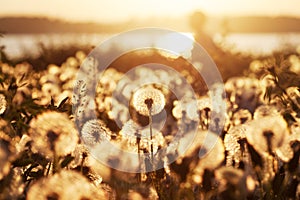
28, 111, 78, 158
81, 119, 111, 146
27, 170, 106, 200
245, 115, 288, 156
132, 86, 165, 116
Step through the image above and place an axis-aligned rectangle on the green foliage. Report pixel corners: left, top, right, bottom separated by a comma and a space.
262, 55, 300, 115
0, 61, 77, 198
12, 43, 91, 71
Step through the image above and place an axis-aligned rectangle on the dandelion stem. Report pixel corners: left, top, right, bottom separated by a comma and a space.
136, 131, 142, 182
145, 98, 154, 165
204, 108, 210, 130
52, 150, 60, 174
149, 107, 154, 164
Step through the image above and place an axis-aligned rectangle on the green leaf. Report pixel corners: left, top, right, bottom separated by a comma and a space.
283, 112, 296, 124
57, 97, 69, 110
18, 73, 26, 83
264, 86, 273, 102
60, 154, 74, 168
31, 153, 49, 167
28, 170, 43, 178
278, 70, 300, 89
12, 151, 34, 167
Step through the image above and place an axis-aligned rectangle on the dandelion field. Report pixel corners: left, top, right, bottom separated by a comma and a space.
0, 42, 300, 200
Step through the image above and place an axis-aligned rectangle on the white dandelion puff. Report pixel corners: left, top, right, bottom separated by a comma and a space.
28, 111, 79, 158
132, 86, 165, 116
245, 115, 288, 156
81, 119, 112, 146
27, 170, 106, 200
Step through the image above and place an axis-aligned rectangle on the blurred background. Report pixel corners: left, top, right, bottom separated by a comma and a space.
0, 0, 300, 60
1, 2, 300, 199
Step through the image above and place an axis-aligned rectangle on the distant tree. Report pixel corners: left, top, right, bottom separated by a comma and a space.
0, 45, 9, 63
221, 18, 229, 37
189, 11, 223, 55
0, 32, 9, 63
189, 11, 252, 80
190, 11, 207, 32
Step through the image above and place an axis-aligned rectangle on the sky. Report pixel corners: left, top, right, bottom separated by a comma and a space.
1, 0, 300, 23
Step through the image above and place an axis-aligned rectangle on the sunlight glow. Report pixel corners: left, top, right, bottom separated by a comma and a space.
154, 32, 194, 58
0, 0, 299, 23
